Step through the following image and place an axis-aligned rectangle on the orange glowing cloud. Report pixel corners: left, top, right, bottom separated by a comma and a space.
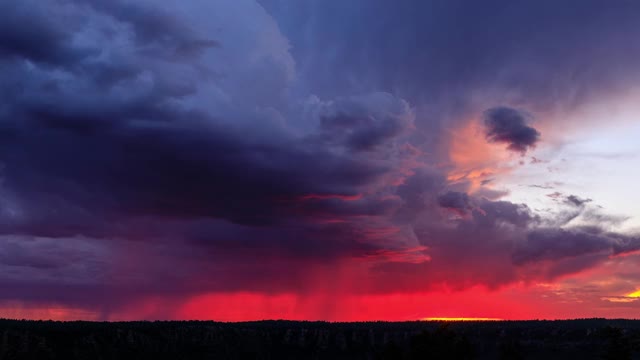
447, 119, 513, 193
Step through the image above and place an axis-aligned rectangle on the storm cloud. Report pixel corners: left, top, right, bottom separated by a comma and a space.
437, 191, 474, 216
514, 227, 640, 264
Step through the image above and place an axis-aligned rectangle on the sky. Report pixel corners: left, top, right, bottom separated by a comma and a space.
0, 0, 640, 321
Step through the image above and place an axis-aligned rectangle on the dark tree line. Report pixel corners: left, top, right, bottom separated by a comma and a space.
0, 319, 639, 359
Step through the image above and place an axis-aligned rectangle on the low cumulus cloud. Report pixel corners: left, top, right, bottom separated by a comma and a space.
483, 107, 541, 154
565, 195, 593, 207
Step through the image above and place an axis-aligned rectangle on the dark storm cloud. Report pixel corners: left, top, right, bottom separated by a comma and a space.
475, 198, 538, 228
0, 2, 91, 66
2, 120, 389, 227
0, 235, 109, 297
513, 227, 640, 265
0, 1, 403, 232
83, 0, 220, 59
437, 191, 473, 215
0, 237, 86, 270
0, 0, 420, 310
377, 182, 638, 292
436, 191, 535, 224
483, 107, 540, 154
262, 0, 640, 103
315, 93, 414, 152
369, 192, 541, 292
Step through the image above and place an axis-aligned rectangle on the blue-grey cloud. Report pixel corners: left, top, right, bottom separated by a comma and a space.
513, 227, 640, 265
483, 107, 540, 153
437, 191, 473, 215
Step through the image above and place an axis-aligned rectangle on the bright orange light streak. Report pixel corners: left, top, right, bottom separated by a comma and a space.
627, 290, 640, 298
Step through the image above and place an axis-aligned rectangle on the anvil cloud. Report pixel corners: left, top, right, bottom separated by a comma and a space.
1, 0, 639, 320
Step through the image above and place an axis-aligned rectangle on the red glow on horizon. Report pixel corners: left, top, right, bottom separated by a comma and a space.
162, 286, 587, 322
3, 284, 639, 322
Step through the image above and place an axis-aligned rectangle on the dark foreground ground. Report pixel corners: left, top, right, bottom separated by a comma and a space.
1, 318, 639, 359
